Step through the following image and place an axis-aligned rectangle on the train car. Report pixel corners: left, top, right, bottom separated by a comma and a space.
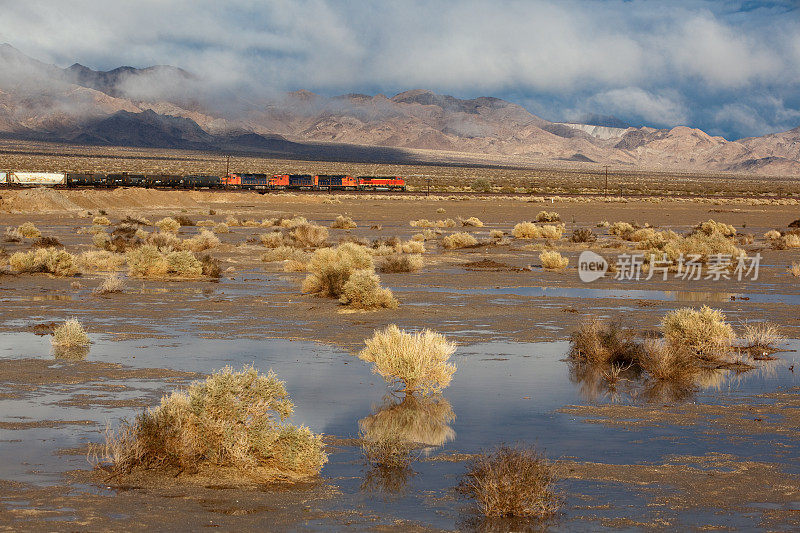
288, 174, 317, 189
270, 174, 290, 189
240, 173, 269, 190
357, 176, 406, 191
0, 172, 6, 185
147, 174, 187, 188
317, 174, 359, 190
186, 175, 222, 189
119, 174, 148, 187
66, 173, 109, 187
7, 172, 66, 186
222, 173, 241, 188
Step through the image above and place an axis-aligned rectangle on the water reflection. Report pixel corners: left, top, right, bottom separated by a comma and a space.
53, 345, 90, 361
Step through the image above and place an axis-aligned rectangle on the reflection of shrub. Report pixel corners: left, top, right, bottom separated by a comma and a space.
101, 366, 327, 482
661, 306, 735, 359
52, 318, 90, 348
359, 394, 455, 448
539, 251, 568, 270
460, 446, 560, 518
442, 232, 478, 249
378, 254, 423, 273
358, 325, 456, 395
339, 270, 398, 310
9, 248, 79, 276
302, 243, 374, 297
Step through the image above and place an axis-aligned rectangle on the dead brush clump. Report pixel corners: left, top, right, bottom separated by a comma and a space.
196, 219, 215, 227
99, 366, 327, 482
301, 242, 374, 298
638, 338, 699, 385
155, 217, 181, 233
460, 216, 484, 227
52, 318, 90, 348
539, 224, 565, 240
512, 222, 540, 239
126, 245, 206, 279
288, 223, 329, 248
9, 248, 79, 276
260, 231, 286, 248
147, 232, 182, 251
4, 227, 23, 243
18, 222, 42, 239
442, 232, 478, 249
32, 236, 63, 248
378, 254, 423, 273
94, 273, 124, 295
661, 306, 735, 361
173, 215, 195, 227
693, 219, 736, 237
764, 229, 782, 241
330, 215, 357, 229
536, 210, 560, 222
120, 215, 151, 226
568, 319, 643, 367
642, 231, 745, 267
609, 221, 635, 236
741, 322, 783, 357
181, 230, 220, 252
459, 445, 560, 519
400, 240, 425, 254
339, 269, 398, 310
77, 250, 126, 272
212, 222, 229, 234
92, 232, 112, 249
92, 216, 111, 226
570, 228, 596, 243
539, 251, 568, 270
198, 254, 222, 278
774, 233, 800, 249
358, 325, 456, 395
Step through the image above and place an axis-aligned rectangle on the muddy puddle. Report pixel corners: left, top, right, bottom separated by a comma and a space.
1, 332, 798, 529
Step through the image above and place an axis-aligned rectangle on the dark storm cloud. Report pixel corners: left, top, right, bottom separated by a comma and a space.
0, 0, 797, 138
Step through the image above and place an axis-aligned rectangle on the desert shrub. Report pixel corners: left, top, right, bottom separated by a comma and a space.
358, 325, 456, 395
93, 216, 111, 226
261, 246, 308, 263
539, 251, 568, 270
764, 229, 781, 240
339, 269, 398, 310
302, 243, 374, 297
9, 248, 79, 276
32, 236, 63, 248
638, 338, 698, 384
439, 218, 457, 228
661, 306, 735, 359
400, 240, 425, 254
776, 234, 800, 249
739, 233, 754, 245
489, 229, 504, 240
789, 262, 800, 277
260, 231, 285, 248
3, 227, 22, 243
212, 223, 230, 234
460, 445, 559, 518
77, 250, 126, 271
627, 228, 657, 242
93, 232, 112, 249
539, 224, 565, 240
166, 250, 203, 278
196, 219, 215, 227
127, 245, 205, 279
741, 322, 783, 353
378, 254, 423, 273
155, 217, 181, 233
411, 233, 426, 242
694, 219, 736, 237
536, 211, 560, 223
436, 208, 446, 214
442, 232, 478, 249
278, 216, 308, 228
198, 254, 222, 278
609, 221, 634, 236
52, 318, 90, 348
120, 215, 151, 226
147, 231, 182, 251
288, 223, 329, 248
225, 215, 240, 226
182, 230, 220, 252
471, 178, 492, 192
371, 244, 397, 256
568, 319, 642, 366
101, 366, 327, 482
570, 228, 596, 243
283, 260, 307, 272
597, 220, 610, 228
512, 222, 540, 239
643, 232, 745, 266
18, 222, 41, 239
94, 274, 124, 295
173, 215, 195, 227
330, 215, 357, 229
461, 217, 484, 227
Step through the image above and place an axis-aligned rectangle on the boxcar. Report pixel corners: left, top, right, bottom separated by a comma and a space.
147, 175, 187, 188
288, 174, 316, 189
8, 172, 66, 186
317, 174, 358, 190
357, 176, 406, 191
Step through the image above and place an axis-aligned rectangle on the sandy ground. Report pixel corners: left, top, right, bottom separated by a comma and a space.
1, 188, 799, 530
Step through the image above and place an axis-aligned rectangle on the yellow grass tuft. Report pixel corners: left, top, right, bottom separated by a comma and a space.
302, 243, 374, 297
330, 215, 357, 229
52, 318, 90, 348
9, 248, 79, 276
535, 211, 560, 222
77, 250, 126, 272
182, 230, 220, 252
512, 222, 540, 239
155, 217, 181, 233
18, 222, 41, 239
94, 273, 124, 294
460, 216, 484, 227
442, 232, 478, 249
378, 254, 423, 273
92, 216, 111, 226
539, 250, 568, 270
662, 306, 735, 360
358, 325, 456, 395
339, 269, 399, 310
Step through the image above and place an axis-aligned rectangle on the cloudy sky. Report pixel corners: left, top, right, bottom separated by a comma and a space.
1, 0, 798, 139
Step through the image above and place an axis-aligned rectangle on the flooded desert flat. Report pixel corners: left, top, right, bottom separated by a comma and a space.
1, 189, 800, 531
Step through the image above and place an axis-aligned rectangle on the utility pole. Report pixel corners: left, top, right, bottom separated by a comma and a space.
603, 165, 609, 198
426, 177, 431, 197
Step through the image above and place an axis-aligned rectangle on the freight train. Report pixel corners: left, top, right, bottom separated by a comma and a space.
0, 172, 406, 191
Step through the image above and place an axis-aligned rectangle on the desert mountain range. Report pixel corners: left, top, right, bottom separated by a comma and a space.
0, 43, 798, 175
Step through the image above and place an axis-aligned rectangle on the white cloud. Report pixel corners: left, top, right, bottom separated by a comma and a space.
588, 87, 688, 126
